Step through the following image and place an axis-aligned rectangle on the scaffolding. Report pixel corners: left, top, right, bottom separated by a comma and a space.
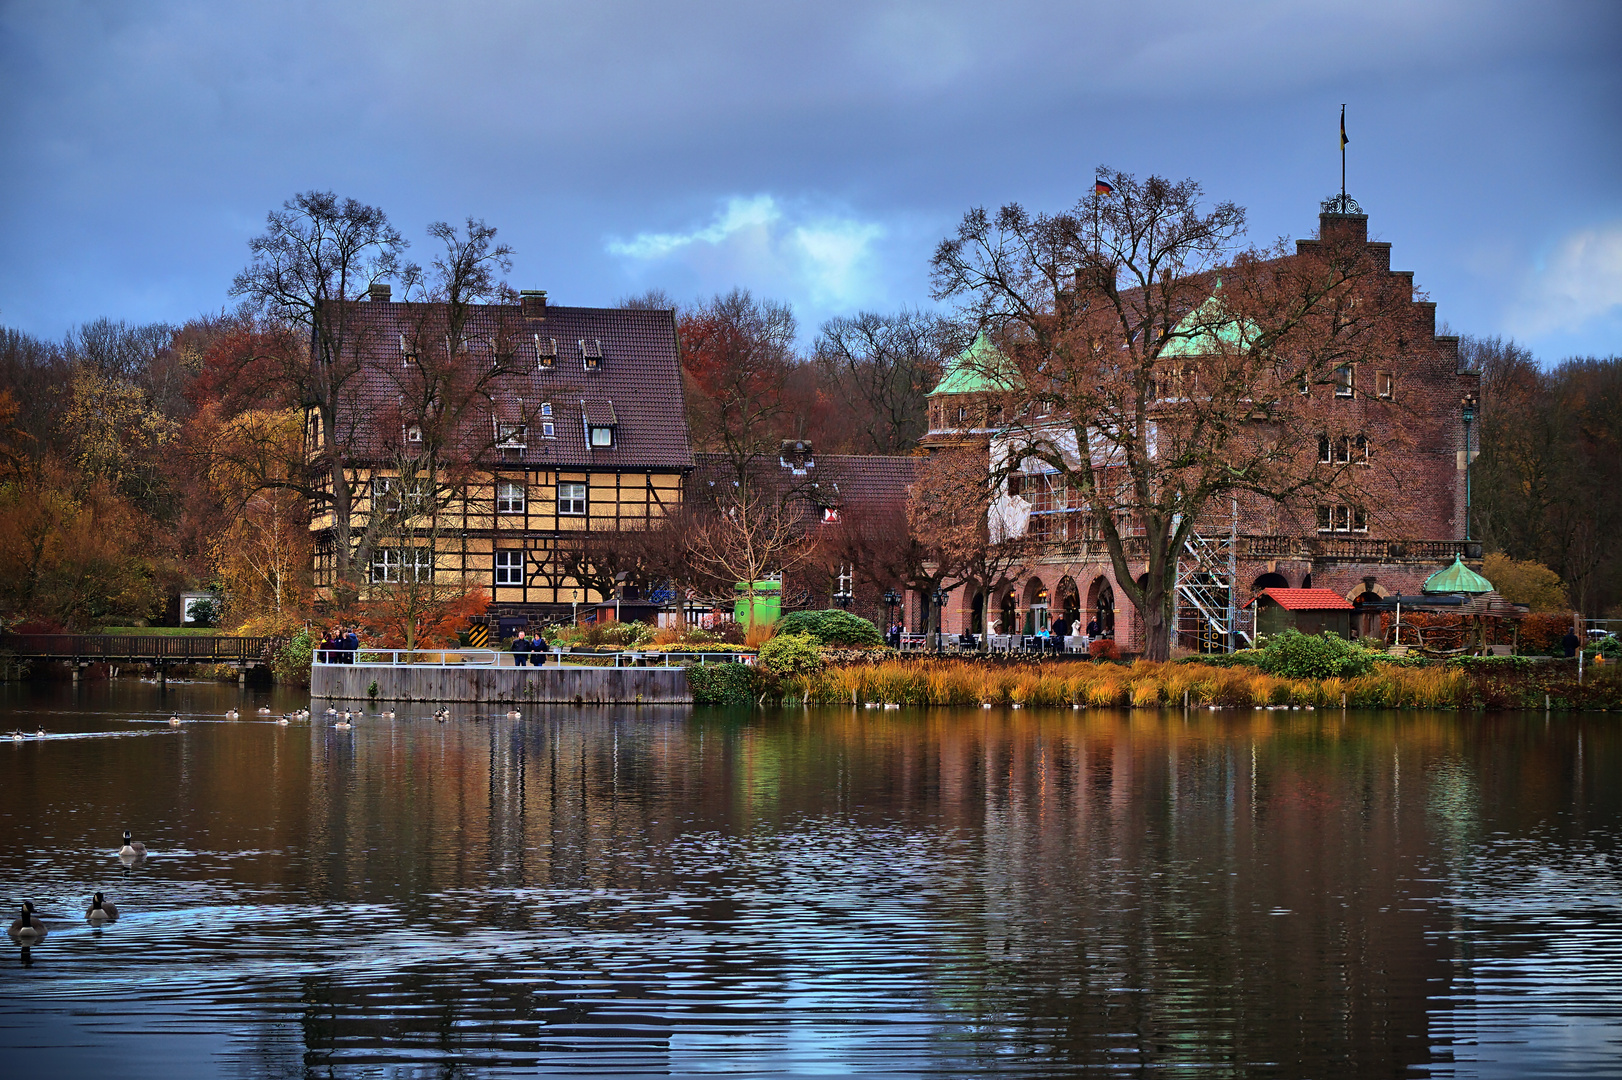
1176, 500, 1254, 652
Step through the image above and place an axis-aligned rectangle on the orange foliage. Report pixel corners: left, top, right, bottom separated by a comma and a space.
352, 583, 490, 650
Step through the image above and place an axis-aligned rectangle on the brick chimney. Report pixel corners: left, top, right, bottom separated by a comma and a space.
368, 283, 391, 302
520, 290, 547, 318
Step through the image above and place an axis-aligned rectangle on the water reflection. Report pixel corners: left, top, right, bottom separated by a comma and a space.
0, 681, 1618, 1077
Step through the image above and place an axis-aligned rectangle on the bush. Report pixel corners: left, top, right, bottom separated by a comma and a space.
1520, 613, 1576, 656
271, 628, 314, 686
1258, 629, 1374, 680
1088, 638, 1120, 661
757, 633, 824, 678
774, 608, 884, 647
686, 661, 761, 705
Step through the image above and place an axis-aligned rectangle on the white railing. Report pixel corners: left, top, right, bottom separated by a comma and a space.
315, 648, 752, 668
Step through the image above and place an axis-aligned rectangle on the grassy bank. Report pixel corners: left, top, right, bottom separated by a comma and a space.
785, 658, 1622, 711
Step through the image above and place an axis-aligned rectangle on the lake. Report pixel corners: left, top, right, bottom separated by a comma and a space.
2, 679, 1619, 1077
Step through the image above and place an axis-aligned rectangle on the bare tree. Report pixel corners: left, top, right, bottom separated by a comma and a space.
230, 191, 409, 603
684, 482, 812, 627
932, 169, 1413, 659
813, 309, 961, 452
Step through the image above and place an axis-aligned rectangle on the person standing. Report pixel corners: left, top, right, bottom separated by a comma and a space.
1563, 628, 1581, 658
343, 626, 359, 664
512, 631, 530, 667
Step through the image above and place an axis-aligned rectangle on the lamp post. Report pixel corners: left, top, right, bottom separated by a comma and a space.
932, 589, 948, 654
1461, 393, 1477, 542
834, 590, 852, 610
883, 588, 901, 638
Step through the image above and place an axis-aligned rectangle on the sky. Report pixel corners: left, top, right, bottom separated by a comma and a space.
2, 0, 1619, 360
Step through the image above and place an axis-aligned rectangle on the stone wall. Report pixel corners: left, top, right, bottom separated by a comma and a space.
313, 663, 690, 704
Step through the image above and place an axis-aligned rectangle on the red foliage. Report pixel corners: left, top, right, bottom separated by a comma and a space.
1520, 612, 1576, 655
1089, 638, 1120, 660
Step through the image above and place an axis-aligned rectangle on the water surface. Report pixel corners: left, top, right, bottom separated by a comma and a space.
1, 680, 1619, 1077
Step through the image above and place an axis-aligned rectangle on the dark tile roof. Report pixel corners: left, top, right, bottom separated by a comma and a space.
333, 300, 692, 471
691, 451, 918, 525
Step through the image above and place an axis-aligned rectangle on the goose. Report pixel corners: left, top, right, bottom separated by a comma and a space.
169, 714, 182, 726
9, 730, 22, 741
334, 716, 352, 730
325, 707, 338, 716
8, 902, 47, 941
35, 727, 46, 737
277, 714, 290, 725
381, 710, 395, 720
341, 710, 354, 721
119, 830, 147, 859
85, 892, 119, 923
256, 707, 271, 715
225, 708, 239, 719
505, 709, 521, 720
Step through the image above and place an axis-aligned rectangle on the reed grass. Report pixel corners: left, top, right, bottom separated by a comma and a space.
793, 658, 1479, 709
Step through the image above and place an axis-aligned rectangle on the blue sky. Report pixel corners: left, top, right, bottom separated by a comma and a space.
2, 1, 1618, 360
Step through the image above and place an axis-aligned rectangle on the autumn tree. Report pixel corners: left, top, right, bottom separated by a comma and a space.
932, 170, 1414, 659
679, 289, 797, 482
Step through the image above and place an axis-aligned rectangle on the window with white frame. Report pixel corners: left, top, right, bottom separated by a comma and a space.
1334, 365, 1354, 398
558, 482, 586, 515
589, 424, 614, 448
371, 546, 433, 583
496, 480, 526, 514
406, 425, 423, 444
494, 549, 525, 586
1316, 504, 1368, 533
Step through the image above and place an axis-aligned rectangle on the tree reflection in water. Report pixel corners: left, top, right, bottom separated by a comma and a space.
0, 682, 1618, 1077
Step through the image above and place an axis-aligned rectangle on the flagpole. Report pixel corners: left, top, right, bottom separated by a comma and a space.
1340, 104, 1347, 203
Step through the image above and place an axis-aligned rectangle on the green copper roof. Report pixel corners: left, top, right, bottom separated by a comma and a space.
1158, 284, 1260, 359
929, 333, 1019, 396
1422, 557, 1494, 595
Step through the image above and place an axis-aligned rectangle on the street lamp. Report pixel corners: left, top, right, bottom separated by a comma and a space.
1461, 393, 1478, 542
834, 591, 852, 609
932, 589, 949, 654
883, 588, 901, 633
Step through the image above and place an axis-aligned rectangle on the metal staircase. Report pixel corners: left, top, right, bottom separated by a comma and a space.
1176, 501, 1254, 652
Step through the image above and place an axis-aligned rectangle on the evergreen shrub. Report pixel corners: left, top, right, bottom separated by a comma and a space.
686, 662, 760, 705
1258, 629, 1376, 680
775, 609, 883, 647
756, 633, 824, 678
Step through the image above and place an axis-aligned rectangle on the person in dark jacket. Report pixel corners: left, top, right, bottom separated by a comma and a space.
342, 627, 359, 663
1563, 629, 1581, 658
512, 631, 530, 667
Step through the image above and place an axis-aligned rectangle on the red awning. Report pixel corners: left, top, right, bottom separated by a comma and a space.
1248, 588, 1355, 611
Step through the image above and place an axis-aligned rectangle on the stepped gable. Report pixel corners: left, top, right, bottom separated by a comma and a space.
334, 299, 692, 470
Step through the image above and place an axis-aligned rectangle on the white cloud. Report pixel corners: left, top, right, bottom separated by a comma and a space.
606, 195, 889, 317
1510, 221, 1622, 338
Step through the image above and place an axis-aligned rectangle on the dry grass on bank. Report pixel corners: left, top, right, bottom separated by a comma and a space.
795, 659, 1469, 710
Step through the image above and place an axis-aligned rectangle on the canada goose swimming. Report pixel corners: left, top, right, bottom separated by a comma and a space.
169, 715, 182, 726
9, 902, 47, 941
506, 709, 521, 720
342, 710, 354, 721
433, 707, 448, 723
119, 831, 147, 859
381, 710, 395, 720
226, 708, 239, 719
257, 707, 271, 715
334, 717, 352, 730
85, 892, 119, 923
277, 714, 290, 725
36, 727, 46, 737
326, 707, 338, 716
9, 730, 22, 741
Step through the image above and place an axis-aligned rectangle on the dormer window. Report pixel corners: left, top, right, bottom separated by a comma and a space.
581, 339, 603, 370
589, 424, 614, 448
405, 425, 423, 444
497, 423, 527, 450
535, 336, 556, 369
401, 334, 417, 367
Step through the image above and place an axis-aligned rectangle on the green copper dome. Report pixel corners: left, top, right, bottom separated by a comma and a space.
1158, 283, 1261, 359
929, 333, 1019, 396
1422, 557, 1494, 594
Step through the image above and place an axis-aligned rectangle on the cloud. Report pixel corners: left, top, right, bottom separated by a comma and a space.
1510, 221, 1622, 338
606, 195, 889, 315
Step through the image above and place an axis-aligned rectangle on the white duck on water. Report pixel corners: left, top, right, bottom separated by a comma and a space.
9, 902, 48, 941
85, 892, 119, 923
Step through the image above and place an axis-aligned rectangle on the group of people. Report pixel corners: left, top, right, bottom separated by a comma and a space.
317, 627, 360, 664
510, 630, 549, 666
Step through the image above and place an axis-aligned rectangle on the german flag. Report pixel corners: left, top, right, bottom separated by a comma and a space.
1094, 178, 1114, 196
1340, 106, 1348, 149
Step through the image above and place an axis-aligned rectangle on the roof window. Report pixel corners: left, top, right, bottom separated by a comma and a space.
581, 339, 603, 370
535, 336, 556, 369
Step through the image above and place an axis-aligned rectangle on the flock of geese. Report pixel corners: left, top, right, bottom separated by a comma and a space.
7, 832, 148, 944
143, 704, 530, 728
